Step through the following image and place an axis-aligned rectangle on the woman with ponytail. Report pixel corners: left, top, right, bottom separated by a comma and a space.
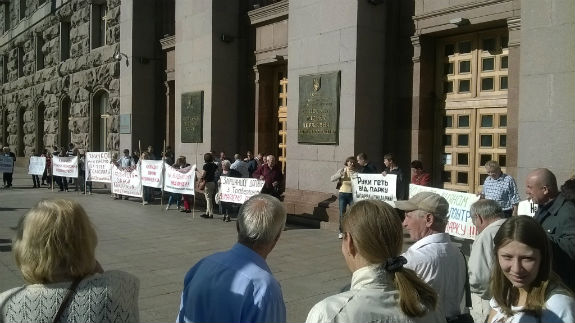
306, 199, 443, 323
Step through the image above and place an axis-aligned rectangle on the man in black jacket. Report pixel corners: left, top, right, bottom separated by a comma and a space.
527, 168, 575, 291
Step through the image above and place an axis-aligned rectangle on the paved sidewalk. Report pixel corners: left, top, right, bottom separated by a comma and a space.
0, 168, 350, 322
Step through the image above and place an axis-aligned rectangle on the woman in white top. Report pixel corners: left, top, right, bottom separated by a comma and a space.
306, 200, 444, 323
0, 199, 139, 323
488, 216, 575, 323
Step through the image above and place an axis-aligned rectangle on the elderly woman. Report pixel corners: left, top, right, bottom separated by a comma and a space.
0, 199, 139, 323
306, 200, 443, 323
487, 216, 575, 323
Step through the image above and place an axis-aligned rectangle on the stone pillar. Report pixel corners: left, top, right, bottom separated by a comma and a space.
506, 17, 520, 178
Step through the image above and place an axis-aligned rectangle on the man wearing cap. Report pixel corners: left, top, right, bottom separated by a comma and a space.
396, 192, 467, 320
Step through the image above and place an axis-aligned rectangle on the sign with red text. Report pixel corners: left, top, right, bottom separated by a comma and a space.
164, 164, 196, 195
86, 152, 112, 183
111, 165, 142, 197
52, 156, 79, 178
352, 173, 397, 204
408, 184, 480, 240
140, 160, 164, 188
28, 156, 46, 175
220, 177, 265, 204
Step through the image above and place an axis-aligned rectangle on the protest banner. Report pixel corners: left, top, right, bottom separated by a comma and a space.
52, 156, 79, 178
164, 164, 196, 195
111, 165, 142, 197
28, 156, 46, 175
518, 199, 537, 217
0, 156, 14, 173
220, 177, 265, 204
141, 160, 164, 188
408, 184, 480, 240
352, 173, 397, 204
86, 152, 112, 183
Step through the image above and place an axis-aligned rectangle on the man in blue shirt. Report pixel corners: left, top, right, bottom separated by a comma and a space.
480, 160, 520, 217
177, 194, 287, 323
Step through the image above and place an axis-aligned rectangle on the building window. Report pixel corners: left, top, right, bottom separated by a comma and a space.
2, 3, 9, 34
60, 20, 70, 61
92, 90, 109, 151
17, 47, 24, 78
91, 2, 108, 49
36, 34, 44, 71
19, 0, 26, 21
60, 96, 71, 147
1, 55, 6, 84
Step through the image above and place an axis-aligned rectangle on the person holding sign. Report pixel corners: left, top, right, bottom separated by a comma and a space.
306, 200, 444, 323
253, 155, 283, 199
330, 156, 359, 239
382, 153, 407, 200
396, 192, 468, 321
29, 149, 41, 188
356, 153, 377, 174
487, 216, 575, 323
2, 146, 16, 188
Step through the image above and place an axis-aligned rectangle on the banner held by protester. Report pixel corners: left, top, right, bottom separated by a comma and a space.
141, 160, 164, 188
111, 165, 142, 197
164, 164, 196, 195
28, 156, 46, 175
52, 156, 79, 178
220, 177, 265, 204
0, 156, 14, 173
86, 152, 112, 183
409, 184, 480, 240
352, 173, 397, 204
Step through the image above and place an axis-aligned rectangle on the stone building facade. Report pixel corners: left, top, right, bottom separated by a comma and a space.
0, 0, 121, 157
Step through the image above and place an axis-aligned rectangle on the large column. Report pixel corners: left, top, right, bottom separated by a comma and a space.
506, 17, 520, 178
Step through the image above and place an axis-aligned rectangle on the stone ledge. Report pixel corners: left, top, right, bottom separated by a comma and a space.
282, 187, 339, 226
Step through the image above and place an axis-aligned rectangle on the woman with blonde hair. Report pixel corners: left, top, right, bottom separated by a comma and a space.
330, 156, 359, 239
306, 199, 443, 323
0, 199, 139, 323
487, 216, 575, 323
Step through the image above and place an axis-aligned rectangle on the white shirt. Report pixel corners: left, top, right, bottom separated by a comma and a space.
306, 265, 445, 323
489, 288, 575, 323
230, 159, 249, 178
402, 232, 466, 318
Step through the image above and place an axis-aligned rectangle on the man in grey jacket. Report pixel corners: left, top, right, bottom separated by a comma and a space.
468, 200, 506, 323
527, 168, 575, 291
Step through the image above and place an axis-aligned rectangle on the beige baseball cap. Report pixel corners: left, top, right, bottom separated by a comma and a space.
395, 192, 449, 219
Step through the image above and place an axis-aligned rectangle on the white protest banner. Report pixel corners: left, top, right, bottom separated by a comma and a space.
220, 177, 265, 204
0, 156, 14, 173
86, 152, 112, 183
28, 156, 46, 175
111, 165, 142, 197
52, 156, 79, 178
164, 164, 196, 195
141, 160, 164, 188
409, 184, 480, 240
518, 199, 537, 217
352, 173, 397, 204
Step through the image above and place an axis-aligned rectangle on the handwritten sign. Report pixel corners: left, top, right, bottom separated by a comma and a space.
220, 177, 265, 204
352, 173, 397, 204
141, 160, 164, 188
86, 152, 112, 183
164, 164, 196, 195
518, 199, 538, 217
409, 184, 480, 240
0, 156, 14, 173
52, 156, 78, 178
111, 165, 142, 197
28, 156, 46, 175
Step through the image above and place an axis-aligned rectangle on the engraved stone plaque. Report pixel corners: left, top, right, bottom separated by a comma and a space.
181, 91, 203, 143
298, 71, 340, 144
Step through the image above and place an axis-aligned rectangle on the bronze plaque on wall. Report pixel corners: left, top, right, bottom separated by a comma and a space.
181, 91, 203, 143
298, 71, 340, 144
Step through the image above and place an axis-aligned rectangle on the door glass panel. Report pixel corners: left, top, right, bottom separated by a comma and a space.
457, 172, 468, 184
481, 78, 494, 91
481, 115, 493, 127
457, 153, 468, 165
444, 62, 454, 75
444, 116, 453, 128
480, 154, 491, 166
442, 171, 452, 182
501, 56, 508, 69
480, 173, 488, 185
459, 61, 471, 73
459, 79, 470, 92
480, 134, 493, 147
458, 115, 470, 127
443, 134, 452, 146
500, 76, 508, 90
499, 115, 507, 127
482, 57, 494, 71
499, 134, 507, 147
444, 81, 453, 93
458, 134, 469, 146
499, 155, 507, 167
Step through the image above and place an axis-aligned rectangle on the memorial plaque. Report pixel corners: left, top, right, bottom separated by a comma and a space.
181, 91, 203, 143
298, 71, 340, 144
